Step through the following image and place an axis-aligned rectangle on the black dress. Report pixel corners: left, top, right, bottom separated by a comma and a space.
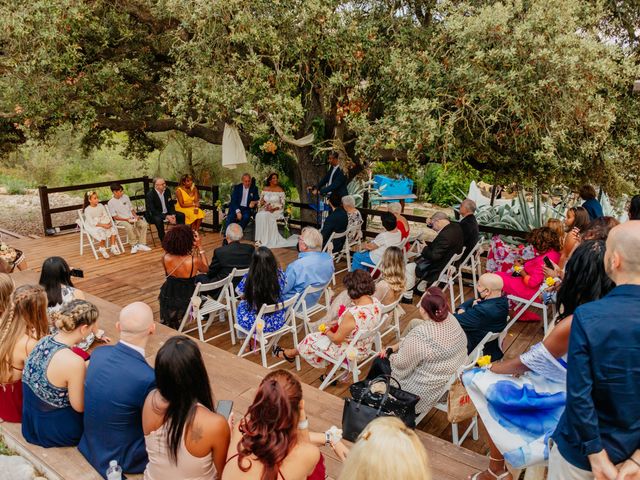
159, 255, 196, 330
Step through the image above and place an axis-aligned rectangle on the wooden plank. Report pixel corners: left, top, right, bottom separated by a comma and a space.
9, 269, 488, 479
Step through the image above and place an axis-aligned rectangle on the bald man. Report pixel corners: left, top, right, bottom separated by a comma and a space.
79, 302, 156, 476
550, 222, 640, 480
454, 273, 509, 360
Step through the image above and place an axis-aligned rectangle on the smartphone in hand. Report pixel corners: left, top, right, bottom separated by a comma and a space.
70, 268, 84, 278
216, 400, 233, 420
543, 256, 554, 269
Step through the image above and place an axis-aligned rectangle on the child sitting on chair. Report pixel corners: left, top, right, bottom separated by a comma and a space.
83, 190, 120, 259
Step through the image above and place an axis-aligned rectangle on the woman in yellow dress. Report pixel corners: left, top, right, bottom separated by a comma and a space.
175, 174, 205, 231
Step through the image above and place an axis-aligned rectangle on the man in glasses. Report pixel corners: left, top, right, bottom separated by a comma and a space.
145, 177, 185, 241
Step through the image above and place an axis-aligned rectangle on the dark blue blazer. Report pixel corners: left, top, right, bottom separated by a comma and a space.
454, 296, 509, 360
318, 166, 348, 197
78, 342, 155, 478
321, 207, 348, 252
228, 183, 260, 216
582, 198, 603, 221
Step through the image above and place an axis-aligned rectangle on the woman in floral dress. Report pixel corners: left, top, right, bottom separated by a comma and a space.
273, 270, 381, 378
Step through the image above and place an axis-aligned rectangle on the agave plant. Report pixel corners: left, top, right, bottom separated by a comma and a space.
473, 188, 568, 237
346, 178, 385, 207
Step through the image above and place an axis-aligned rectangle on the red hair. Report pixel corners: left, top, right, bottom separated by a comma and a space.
419, 287, 450, 322
237, 370, 303, 480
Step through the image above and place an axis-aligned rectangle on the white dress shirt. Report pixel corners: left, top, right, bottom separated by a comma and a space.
156, 189, 167, 214
326, 166, 338, 187
119, 340, 146, 358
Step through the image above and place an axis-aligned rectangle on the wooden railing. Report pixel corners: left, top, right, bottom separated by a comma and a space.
38, 176, 220, 235
38, 177, 528, 239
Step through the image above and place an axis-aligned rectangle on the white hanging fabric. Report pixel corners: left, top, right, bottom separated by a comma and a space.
222, 123, 248, 170
269, 114, 314, 147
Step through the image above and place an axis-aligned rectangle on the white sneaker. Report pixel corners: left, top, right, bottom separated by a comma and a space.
136, 244, 151, 252
110, 245, 121, 256
131, 245, 139, 254
98, 247, 110, 259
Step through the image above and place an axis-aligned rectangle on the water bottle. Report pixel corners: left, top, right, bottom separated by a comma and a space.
106, 460, 122, 480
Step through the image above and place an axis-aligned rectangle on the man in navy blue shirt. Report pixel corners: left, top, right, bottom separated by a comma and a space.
579, 184, 604, 221
550, 221, 640, 479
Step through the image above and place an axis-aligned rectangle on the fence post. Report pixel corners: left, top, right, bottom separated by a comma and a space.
361, 190, 370, 233
212, 185, 220, 232
38, 185, 53, 236
142, 175, 150, 196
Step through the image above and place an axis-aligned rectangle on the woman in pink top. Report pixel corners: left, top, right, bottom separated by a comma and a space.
143, 336, 230, 480
497, 227, 561, 320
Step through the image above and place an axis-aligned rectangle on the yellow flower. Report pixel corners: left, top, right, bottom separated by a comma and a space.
255, 320, 265, 332
545, 277, 556, 287
262, 140, 278, 154
477, 355, 492, 367
318, 323, 327, 333
513, 265, 523, 273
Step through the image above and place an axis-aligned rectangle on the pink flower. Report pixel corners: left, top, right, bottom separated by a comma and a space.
338, 305, 346, 317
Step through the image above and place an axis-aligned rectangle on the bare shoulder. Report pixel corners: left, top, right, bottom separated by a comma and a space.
287, 441, 321, 471
197, 405, 229, 434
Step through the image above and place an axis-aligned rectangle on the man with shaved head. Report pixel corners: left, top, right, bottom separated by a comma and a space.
454, 273, 509, 360
79, 302, 156, 476
550, 222, 640, 479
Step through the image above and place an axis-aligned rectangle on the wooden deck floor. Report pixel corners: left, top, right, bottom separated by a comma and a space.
9, 230, 544, 455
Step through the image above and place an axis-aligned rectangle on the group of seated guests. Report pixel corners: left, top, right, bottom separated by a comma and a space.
0, 272, 433, 479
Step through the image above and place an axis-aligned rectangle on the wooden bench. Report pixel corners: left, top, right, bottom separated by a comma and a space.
4, 270, 488, 479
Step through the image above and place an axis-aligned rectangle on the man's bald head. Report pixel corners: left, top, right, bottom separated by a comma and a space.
479, 273, 503, 292
605, 222, 640, 283
117, 302, 155, 344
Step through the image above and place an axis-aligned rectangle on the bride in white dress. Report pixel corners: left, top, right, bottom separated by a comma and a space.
254, 173, 298, 248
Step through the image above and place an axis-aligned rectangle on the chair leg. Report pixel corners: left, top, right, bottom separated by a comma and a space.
543, 305, 548, 335
196, 315, 205, 342
237, 330, 253, 357
452, 423, 460, 445
319, 360, 343, 390
259, 331, 268, 368
472, 415, 479, 440
228, 308, 236, 346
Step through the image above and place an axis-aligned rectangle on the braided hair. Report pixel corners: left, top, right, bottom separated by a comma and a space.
0, 284, 48, 381
50, 299, 99, 332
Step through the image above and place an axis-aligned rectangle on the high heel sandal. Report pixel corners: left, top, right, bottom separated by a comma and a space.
469, 457, 511, 480
272, 345, 296, 363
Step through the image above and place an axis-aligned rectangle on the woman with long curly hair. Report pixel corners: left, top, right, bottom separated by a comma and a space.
0, 284, 48, 422
496, 226, 561, 321
159, 225, 208, 329
22, 300, 100, 446
464, 240, 615, 478
235, 246, 286, 333
223, 370, 324, 480
143, 336, 230, 479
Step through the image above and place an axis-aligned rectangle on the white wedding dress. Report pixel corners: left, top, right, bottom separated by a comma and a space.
254, 191, 298, 248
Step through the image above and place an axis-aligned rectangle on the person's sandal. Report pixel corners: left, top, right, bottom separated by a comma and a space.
272, 345, 295, 363
469, 457, 511, 480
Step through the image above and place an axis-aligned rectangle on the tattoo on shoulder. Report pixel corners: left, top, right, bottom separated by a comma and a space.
190, 423, 204, 442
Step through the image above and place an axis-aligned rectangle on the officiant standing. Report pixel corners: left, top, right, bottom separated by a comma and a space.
307, 151, 349, 198
228, 173, 260, 229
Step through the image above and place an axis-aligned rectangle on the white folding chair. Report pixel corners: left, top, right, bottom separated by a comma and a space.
405, 232, 426, 261
323, 229, 352, 285
111, 215, 131, 250
228, 267, 249, 322
235, 294, 301, 370
295, 283, 332, 336
78, 210, 99, 259
456, 240, 484, 301
377, 296, 403, 345
178, 275, 236, 345
507, 284, 554, 334
415, 330, 492, 445
316, 313, 389, 391
77, 209, 124, 259
430, 248, 466, 307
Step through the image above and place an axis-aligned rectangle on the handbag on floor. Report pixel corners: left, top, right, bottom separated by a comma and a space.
342, 375, 419, 442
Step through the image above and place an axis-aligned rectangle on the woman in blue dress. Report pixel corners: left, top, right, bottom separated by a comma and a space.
464, 240, 614, 479
22, 299, 99, 447
235, 246, 286, 333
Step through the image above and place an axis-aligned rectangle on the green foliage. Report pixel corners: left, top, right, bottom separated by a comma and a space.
0, 0, 638, 199
419, 164, 476, 207
0, 173, 34, 194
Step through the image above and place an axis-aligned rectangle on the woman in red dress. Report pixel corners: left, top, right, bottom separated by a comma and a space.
388, 202, 410, 250
0, 284, 49, 422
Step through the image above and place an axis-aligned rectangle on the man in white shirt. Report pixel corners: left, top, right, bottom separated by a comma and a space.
227, 173, 259, 229
108, 183, 151, 254
350, 212, 402, 271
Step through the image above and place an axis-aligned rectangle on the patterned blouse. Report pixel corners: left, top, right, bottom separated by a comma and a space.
23, 336, 71, 409
390, 313, 467, 414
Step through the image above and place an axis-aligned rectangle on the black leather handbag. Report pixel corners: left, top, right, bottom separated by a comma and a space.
342, 375, 419, 442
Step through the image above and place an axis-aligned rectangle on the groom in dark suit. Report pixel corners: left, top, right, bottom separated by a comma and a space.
227, 173, 260, 229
